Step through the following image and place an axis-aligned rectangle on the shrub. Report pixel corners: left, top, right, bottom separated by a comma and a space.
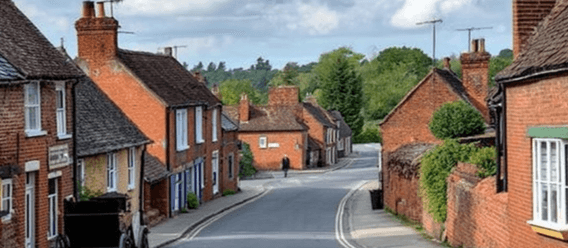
187, 192, 199, 209
223, 189, 236, 196
468, 147, 497, 178
239, 142, 257, 178
420, 139, 477, 222
78, 183, 103, 201
428, 101, 485, 139
354, 126, 382, 144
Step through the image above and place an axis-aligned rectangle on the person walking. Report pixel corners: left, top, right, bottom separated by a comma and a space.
282, 154, 290, 178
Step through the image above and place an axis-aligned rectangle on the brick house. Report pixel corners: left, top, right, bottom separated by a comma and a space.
330, 110, 353, 158
492, 0, 568, 246
75, 79, 151, 229
0, 0, 84, 247
379, 46, 490, 222
74, 1, 228, 219
220, 113, 239, 191
302, 95, 339, 167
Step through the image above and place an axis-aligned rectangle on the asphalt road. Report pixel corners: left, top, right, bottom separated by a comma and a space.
168, 144, 380, 248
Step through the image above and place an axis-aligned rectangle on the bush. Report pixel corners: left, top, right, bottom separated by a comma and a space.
468, 147, 497, 178
78, 183, 103, 201
420, 139, 477, 222
187, 192, 199, 209
239, 142, 257, 178
428, 101, 485, 139
354, 126, 382, 144
223, 189, 236, 196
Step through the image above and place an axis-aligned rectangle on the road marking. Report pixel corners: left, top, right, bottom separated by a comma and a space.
184, 189, 273, 242
335, 180, 368, 248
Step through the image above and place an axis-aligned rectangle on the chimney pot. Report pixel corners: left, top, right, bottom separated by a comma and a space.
96, 2, 105, 18
82, 1, 95, 18
471, 39, 479, 53
478, 38, 486, 53
443, 57, 451, 70
164, 47, 173, 57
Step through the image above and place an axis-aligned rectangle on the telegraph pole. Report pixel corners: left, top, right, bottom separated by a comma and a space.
417, 19, 443, 66
456, 27, 492, 51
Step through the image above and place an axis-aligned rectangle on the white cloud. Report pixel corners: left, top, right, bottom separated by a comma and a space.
128, 35, 235, 56
13, 1, 70, 32
118, 0, 230, 16
266, 1, 339, 35
390, 0, 475, 29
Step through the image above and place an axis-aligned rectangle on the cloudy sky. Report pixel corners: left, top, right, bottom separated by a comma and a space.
12, 0, 511, 70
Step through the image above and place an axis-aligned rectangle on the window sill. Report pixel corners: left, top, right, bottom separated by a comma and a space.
196, 140, 205, 145
47, 235, 57, 241
528, 220, 568, 240
1, 215, 11, 224
57, 133, 72, 140
176, 145, 189, 152
25, 130, 47, 138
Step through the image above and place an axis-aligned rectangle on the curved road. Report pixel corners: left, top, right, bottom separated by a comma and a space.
168, 144, 380, 248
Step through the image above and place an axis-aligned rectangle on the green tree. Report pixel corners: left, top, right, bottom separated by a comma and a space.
191, 61, 204, 72
207, 62, 216, 72
313, 47, 364, 136
219, 79, 265, 105
428, 101, 485, 139
489, 49, 513, 87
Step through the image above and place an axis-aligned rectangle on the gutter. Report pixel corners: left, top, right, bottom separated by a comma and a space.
496, 67, 568, 85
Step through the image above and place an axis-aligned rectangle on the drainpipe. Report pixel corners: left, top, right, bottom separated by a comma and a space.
72, 77, 82, 200
502, 86, 508, 192
140, 145, 147, 225
166, 107, 171, 218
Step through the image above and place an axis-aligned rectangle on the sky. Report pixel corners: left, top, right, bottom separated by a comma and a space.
12, 0, 512, 70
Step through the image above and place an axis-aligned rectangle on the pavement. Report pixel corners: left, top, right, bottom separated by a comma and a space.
346, 181, 442, 248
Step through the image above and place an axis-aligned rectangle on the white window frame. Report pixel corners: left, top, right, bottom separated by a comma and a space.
48, 178, 58, 239
212, 151, 219, 194
259, 136, 267, 148
55, 82, 69, 138
338, 139, 344, 151
196, 106, 204, 144
128, 148, 136, 190
107, 153, 117, 192
174, 173, 182, 211
200, 161, 205, 189
24, 82, 45, 137
176, 109, 189, 151
530, 138, 568, 231
77, 159, 85, 187
212, 108, 218, 142
1, 179, 12, 221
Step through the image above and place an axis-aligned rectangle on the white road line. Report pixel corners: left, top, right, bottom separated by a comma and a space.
335, 181, 367, 248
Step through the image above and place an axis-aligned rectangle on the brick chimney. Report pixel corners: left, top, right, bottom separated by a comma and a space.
76, 1, 119, 65
211, 83, 221, 101
192, 71, 207, 86
442, 57, 451, 71
268, 86, 299, 106
461, 38, 490, 122
304, 93, 318, 105
513, 0, 556, 59
163, 47, 173, 57
239, 93, 250, 122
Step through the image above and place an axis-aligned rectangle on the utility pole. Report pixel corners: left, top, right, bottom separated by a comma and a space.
456, 27, 492, 51
172, 45, 188, 59
103, 0, 123, 17
417, 19, 443, 66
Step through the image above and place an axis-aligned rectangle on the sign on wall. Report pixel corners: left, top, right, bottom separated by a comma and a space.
49, 144, 70, 169
268, 143, 280, 148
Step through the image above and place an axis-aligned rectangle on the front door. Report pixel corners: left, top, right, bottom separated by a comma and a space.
212, 151, 219, 195
25, 172, 35, 248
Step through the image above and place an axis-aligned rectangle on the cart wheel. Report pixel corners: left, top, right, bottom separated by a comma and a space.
55, 234, 70, 248
119, 232, 135, 248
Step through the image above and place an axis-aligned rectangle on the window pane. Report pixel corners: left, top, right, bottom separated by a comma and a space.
48, 179, 56, 195
552, 186, 558, 223
56, 90, 64, 109
552, 142, 558, 182
542, 183, 548, 221
541, 142, 548, 181
28, 107, 37, 130
27, 84, 38, 105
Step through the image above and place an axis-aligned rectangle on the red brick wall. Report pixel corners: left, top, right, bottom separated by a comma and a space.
461, 51, 490, 122
446, 163, 509, 248
382, 167, 422, 221
268, 86, 299, 106
221, 131, 239, 192
513, 0, 556, 59
301, 108, 329, 166
0, 81, 75, 248
239, 131, 307, 170
505, 72, 568, 248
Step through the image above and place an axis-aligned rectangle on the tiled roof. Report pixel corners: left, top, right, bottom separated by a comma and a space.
496, 1, 568, 82
76, 78, 151, 157
388, 143, 436, 178
224, 105, 306, 132
0, 55, 21, 80
380, 68, 477, 125
144, 152, 169, 184
221, 112, 238, 131
0, 0, 82, 79
302, 102, 336, 128
329, 111, 352, 138
117, 49, 219, 107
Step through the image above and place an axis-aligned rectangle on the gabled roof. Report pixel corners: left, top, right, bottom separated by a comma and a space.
330, 110, 352, 138
221, 112, 238, 131
496, 1, 568, 83
144, 152, 169, 184
380, 68, 478, 125
224, 105, 306, 132
76, 78, 151, 157
0, 0, 82, 80
116, 49, 219, 107
302, 102, 337, 128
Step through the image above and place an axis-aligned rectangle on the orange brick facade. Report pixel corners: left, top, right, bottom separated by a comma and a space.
0, 81, 75, 248
239, 132, 307, 170
383, 171, 422, 221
